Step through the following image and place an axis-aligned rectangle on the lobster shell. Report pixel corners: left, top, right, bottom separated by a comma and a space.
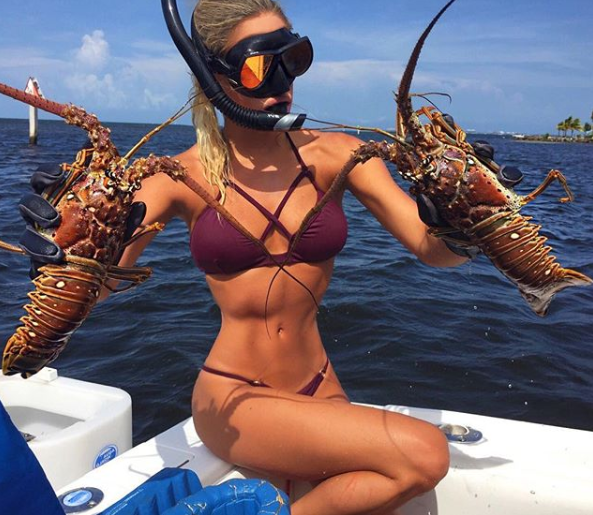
391, 0, 592, 315
0, 82, 188, 377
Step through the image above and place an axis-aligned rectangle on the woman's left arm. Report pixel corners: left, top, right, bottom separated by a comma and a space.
342, 135, 467, 267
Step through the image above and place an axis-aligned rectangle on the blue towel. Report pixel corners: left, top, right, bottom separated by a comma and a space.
162, 478, 290, 515
98, 467, 203, 515
0, 399, 64, 515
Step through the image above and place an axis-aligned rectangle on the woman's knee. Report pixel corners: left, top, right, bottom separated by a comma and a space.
409, 425, 450, 493
382, 422, 449, 495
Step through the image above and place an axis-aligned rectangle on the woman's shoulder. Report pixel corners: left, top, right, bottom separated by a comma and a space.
297, 130, 364, 164
297, 130, 364, 158
132, 144, 213, 226
292, 130, 367, 182
174, 144, 202, 174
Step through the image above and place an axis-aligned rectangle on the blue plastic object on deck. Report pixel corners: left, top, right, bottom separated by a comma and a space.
0, 399, 65, 515
98, 468, 203, 515
162, 478, 290, 515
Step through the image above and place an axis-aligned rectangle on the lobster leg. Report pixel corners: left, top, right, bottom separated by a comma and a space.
120, 222, 165, 248
104, 264, 152, 293
427, 226, 477, 248
45, 150, 94, 205
0, 240, 26, 254
520, 169, 574, 205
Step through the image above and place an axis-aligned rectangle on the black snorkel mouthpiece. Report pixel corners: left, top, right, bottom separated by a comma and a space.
161, 0, 306, 131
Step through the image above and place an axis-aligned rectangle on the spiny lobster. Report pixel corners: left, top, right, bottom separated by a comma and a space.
0, 83, 191, 376
282, 0, 591, 317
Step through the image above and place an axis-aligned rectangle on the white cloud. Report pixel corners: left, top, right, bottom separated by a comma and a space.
143, 89, 177, 109
0, 47, 68, 72
64, 72, 126, 108
303, 59, 404, 89
131, 39, 176, 53
75, 30, 110, 70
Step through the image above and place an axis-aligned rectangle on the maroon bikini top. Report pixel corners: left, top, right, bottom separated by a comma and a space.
190, 135, 348, 275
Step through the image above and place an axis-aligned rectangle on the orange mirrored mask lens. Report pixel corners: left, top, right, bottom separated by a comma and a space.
240, 54, 274, 89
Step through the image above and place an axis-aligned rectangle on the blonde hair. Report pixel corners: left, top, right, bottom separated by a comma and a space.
191, 0, 290, 202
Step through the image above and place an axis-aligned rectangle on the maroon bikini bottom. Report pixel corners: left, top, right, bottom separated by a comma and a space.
201, 359, 330, 397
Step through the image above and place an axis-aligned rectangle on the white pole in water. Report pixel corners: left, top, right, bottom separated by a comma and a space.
25, 77, 44, 146
29, 104, 38, 145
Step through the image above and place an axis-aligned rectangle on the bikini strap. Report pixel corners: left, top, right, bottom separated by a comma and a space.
285, 133, 309, 172
230, 178, 302, 240
202, 365, 271, 388
285, 133, 323, 192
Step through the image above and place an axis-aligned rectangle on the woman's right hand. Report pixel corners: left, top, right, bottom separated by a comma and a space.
19, 162, 146, 279
18, 163, 66, 278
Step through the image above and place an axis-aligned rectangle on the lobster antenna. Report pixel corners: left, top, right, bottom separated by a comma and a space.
307, 117, 413, 148
398, 0, 457, 103
0, 82, 68, 118
120, 96, 199, 162
408, 92, 452, 111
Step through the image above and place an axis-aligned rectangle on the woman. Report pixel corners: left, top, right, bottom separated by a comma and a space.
117, 1, 466, 513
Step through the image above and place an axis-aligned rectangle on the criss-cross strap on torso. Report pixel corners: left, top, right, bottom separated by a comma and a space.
190, 134, 347, 275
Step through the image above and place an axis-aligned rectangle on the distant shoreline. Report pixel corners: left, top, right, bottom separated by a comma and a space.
511, 134, 593, 144
1, 118, 591, 141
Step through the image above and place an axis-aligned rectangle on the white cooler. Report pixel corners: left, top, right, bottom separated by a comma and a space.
0, 367, 132, 490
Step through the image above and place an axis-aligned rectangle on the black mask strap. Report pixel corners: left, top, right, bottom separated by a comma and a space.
161, 0, 306, 131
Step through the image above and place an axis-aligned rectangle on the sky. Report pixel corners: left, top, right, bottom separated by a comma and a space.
0, 0, 591, 133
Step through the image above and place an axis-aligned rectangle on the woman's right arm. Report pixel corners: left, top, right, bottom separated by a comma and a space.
98, 169, 190, 301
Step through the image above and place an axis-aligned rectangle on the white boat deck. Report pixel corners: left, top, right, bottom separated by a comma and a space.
57, 404, 593, 515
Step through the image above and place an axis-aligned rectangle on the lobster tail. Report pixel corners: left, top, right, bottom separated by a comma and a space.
520, 269, 591, 317
2, 262, 104, 377
472, 213, 592, 316
396, 0, 457, 152
0, 82, 68, 118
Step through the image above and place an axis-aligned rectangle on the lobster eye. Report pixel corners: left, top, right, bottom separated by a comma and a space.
498, 165, 524, 188
442, 113, 455, 129
472, 140, 495, 161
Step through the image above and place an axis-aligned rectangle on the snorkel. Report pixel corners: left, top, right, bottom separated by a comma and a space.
161, 0, 307, 131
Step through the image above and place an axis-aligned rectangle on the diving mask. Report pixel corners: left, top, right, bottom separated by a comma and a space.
209, 28, 313, 98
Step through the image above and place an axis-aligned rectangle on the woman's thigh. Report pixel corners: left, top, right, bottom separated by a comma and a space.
192, 369, 449, 482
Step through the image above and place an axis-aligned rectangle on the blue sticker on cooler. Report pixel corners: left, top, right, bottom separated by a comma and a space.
59, 487, 104, 513
94, 444, 118, 468
63, 489, 93, 507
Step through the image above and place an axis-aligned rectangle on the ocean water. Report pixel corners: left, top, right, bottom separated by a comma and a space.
0, 117, 591, 444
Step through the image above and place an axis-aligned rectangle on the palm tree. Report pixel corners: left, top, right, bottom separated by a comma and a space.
571, 118, 583, 139
565, 116, 573, 137
557, 121, 568, 137
584, 122, 592, 139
